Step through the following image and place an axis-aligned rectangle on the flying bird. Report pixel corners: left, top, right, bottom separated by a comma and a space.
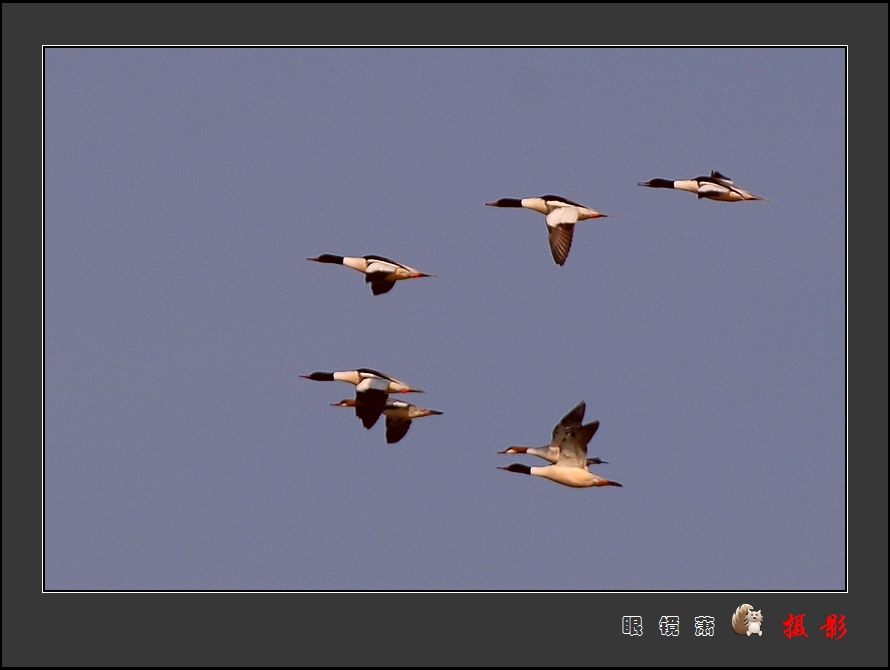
331, 398, 442, 444
301, 368, 425, 429
638, 171, 766, 201
498, 404, 621, 489
485, 195, 608, 266
498, 401, 607, 465
307, 254, 434, 295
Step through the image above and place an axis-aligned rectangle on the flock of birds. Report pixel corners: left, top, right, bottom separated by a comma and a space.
301, 171, 766, 488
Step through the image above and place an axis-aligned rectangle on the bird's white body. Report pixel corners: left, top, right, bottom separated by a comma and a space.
527, 463, 616, 488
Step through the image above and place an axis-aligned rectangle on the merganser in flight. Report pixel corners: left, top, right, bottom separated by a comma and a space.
300, 368, 425, 429
497, 401, 607, 465
637, 171, 766, 201
307, 254, 434, 295
331, 398, 442, 444
485, 195, 608, 266
498, 407, 621, 489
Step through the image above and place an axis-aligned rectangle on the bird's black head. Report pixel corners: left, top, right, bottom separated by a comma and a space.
638, 178, 673, 189
307, 254, 343, 264
498, 463, 532, 475
300, 371, 334, 382
485, 198, 522, 208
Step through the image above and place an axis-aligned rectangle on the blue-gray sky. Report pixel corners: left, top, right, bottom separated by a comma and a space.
44, 47, 846, 591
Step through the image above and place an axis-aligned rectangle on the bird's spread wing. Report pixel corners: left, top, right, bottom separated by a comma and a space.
355, 388, 388, 429
385, 417, 412, 444
363, 255, 402, 266
546, 223, 575, 266
696, 181, 731, 198
369, 279, 396, 295
555, 421, 599, 468
365, 259, 400, 296
552, 401, 586, 445
356, 369, 412, 390
364, 259, 398, 274
705, 172, 748, 197
541, 195, 585, 208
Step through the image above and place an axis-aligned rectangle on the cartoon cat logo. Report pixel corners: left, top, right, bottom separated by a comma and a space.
745, 609, 763, 636
732, 604, 763, 636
